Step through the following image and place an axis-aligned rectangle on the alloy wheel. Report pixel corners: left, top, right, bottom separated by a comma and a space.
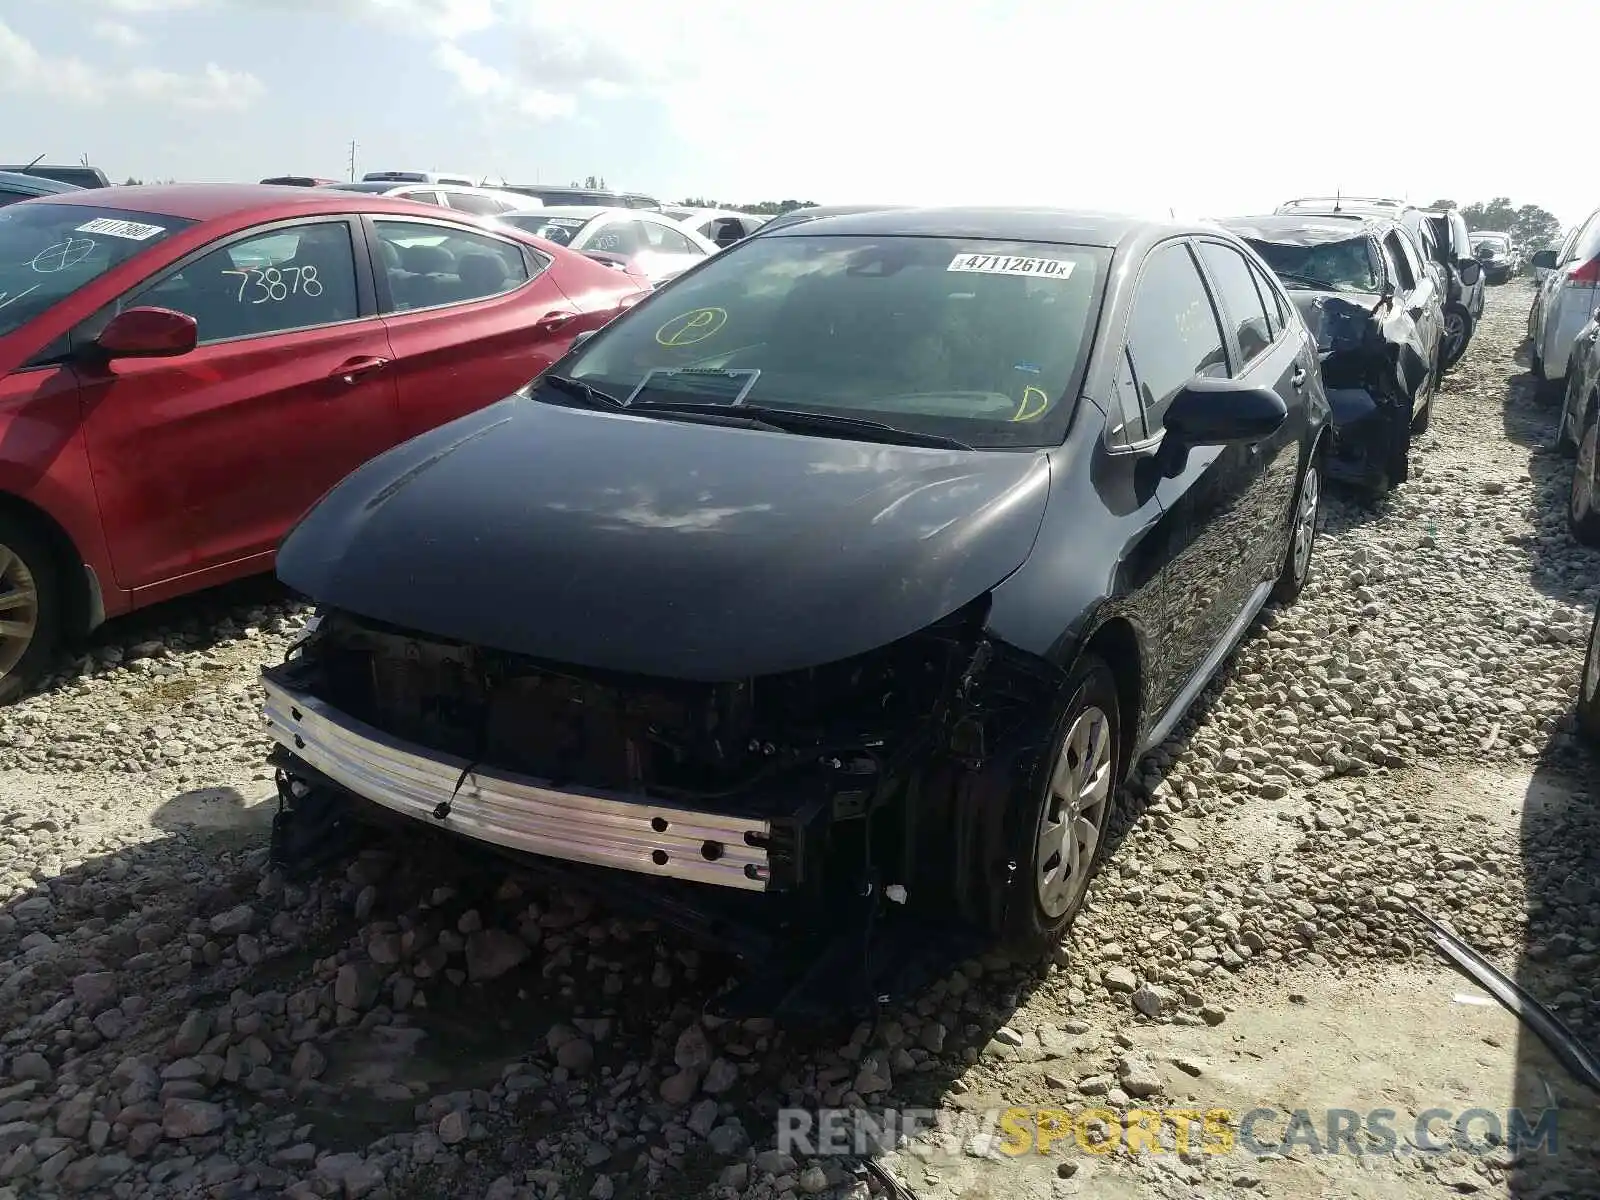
1292, 465, 1320, 583
1444, 311, 1466, 362
1035, 705, 1112, 919
0, 543, 40, 678
1574, 410, 1598, 528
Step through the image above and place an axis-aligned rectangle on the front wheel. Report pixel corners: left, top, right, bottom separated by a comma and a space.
0, 515, 61, 706
1411, 370, 1436, 434
1001, 656, 1120, 953
1557, 371, 1583, 455
1569, 394, 1600, 546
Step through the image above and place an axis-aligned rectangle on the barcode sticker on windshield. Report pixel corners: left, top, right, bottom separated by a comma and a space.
947, 253, 1075, 280
75, 218, 165, 241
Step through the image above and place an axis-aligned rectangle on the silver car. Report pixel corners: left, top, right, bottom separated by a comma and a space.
1528, 205, 1600, 400
498, 206, 718, 286
320, 181, 543, 217
1557, 306, 1600, 542
661, 207, 770, 250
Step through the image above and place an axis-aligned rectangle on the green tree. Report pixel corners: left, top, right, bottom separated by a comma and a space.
123, 176, 143, 185
1428, 198, 1457, 211
1459, 196, 1562, 249
1511, 204, 1562, 251
1461, 197, 1516, 232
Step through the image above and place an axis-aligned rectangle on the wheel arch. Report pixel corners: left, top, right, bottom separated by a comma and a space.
1072, 615, 1143, 785
0, 491, 96, 643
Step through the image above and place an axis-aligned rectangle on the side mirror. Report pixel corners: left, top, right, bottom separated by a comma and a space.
1164, 378, 1288, 447
571, 329, 596, 348
94, 307, 198, 359
1531, 249, 1558, 271
1458, 260, 1482, 286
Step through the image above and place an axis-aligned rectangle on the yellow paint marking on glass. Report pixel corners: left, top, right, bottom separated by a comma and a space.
1013, 386, 1049, 421
655, 306, 728, 347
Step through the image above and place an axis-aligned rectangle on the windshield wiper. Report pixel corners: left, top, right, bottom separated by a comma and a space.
540, 374, 625, 409
1274, 270, 1341, 291
628, 401, 975, 450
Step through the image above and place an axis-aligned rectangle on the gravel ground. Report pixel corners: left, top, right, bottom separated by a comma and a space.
0, 279, 1597, 1200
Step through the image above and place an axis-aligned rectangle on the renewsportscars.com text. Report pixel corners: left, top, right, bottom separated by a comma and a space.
776, 1105, 1560, 1159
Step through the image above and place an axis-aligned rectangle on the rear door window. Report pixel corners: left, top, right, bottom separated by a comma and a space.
373, 219, 533, 312
1196, 240, 1275, 370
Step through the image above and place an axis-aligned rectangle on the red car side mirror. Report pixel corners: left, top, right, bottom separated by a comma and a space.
95, 307, 199, 359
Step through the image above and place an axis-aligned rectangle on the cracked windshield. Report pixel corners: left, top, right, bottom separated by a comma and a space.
0, 2, 1596, 1199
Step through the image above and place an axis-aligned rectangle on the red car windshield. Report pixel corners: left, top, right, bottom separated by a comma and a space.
0, 202, 194, 338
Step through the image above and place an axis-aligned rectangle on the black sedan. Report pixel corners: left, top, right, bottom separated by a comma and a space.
262, 208, 1331, 961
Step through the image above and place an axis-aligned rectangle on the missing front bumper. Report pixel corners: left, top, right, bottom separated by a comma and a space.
261, 665, 776, 892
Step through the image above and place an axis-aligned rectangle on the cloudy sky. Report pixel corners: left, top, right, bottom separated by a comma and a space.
6, 0, 1596, 226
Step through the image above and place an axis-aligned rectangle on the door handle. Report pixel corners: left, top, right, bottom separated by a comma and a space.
534, 310, 578, 333
1291, 364, 1307, 389
331, 356, 390, 385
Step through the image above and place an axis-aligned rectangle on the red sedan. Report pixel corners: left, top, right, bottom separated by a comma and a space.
0, 184, 647, 701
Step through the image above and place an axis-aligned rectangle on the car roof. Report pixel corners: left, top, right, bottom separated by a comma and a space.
1222, 212, 1389, 243
0, 171, 80, 195
765, 206, 1187, 248
522, 206, 643, 220
25, 183, 504, 222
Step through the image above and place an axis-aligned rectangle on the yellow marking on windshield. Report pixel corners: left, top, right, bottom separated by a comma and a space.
655, 307, 728, 347
1013, 386, 1049, 421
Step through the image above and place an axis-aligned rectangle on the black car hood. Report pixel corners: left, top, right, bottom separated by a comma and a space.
1286, 288, 1385, 354
276, 395, 1052, 681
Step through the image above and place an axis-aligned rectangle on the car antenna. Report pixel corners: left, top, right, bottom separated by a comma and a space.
24, 153, 45, 170
1333, 187, 1341, 213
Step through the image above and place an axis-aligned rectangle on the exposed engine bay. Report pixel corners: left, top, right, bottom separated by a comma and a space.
296, 604, 980, 805
262, 596, 1056, 932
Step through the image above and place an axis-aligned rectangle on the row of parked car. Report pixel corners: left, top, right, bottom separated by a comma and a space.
0, 169, 1550, 973
0, 178, 1526, 712
1, 163, 781, 291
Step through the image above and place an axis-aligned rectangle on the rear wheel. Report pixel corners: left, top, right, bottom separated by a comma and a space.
0, 515, 60, 706
1441, 306, 1473, 372
1272, 453, 1320, 606
1001, 656, 1120, 953
1568, 394, 1600, 546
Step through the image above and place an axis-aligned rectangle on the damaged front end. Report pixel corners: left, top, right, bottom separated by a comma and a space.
1299, 292, 1431, 492
263, 597, 1059, 1009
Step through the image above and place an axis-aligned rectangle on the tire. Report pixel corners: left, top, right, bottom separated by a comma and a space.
1556, 370, 1583, 456
1569, 393, 1600, 546
1532, 345, 1564, 403
0, 514, 61, 706
1272, 452, 1321, 606
1000, 655, 1120, 953
1441, 306, 1473, 372
1577, 603, 1600, 743
1411, 369, 1436, 434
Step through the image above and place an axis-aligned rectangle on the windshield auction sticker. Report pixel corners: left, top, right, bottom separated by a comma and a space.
948, 253, 1075, 279
655, 306, 728, 347
75, 218, 166, 241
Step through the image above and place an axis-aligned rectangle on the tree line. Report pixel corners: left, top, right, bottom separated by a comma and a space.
1430, 197, 1564, 250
